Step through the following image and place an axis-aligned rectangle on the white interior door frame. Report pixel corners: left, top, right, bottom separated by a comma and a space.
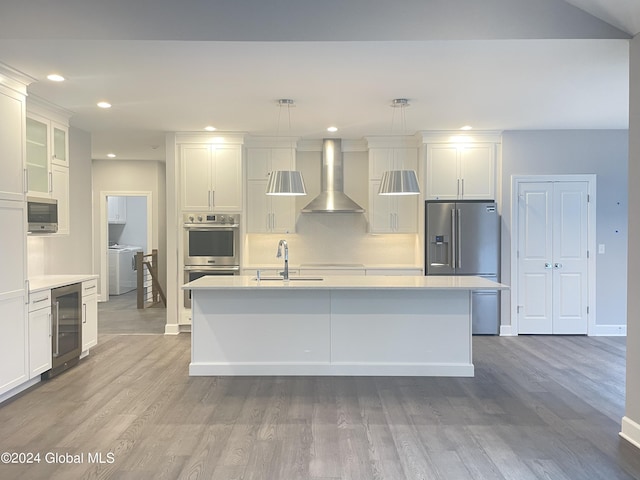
510, 174, 596, 335
99, 191, 153, 303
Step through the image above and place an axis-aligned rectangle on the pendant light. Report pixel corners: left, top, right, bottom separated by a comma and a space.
377, 98, 420, 195
266, 99, 307, 196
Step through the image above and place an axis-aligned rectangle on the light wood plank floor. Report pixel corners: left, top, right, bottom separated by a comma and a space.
0, 334, 638, 479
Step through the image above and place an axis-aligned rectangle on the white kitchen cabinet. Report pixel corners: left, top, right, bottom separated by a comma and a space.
28, 289, 51, 378
425, 144, 495, 200
51, 163, 69, 235
0, 79, 27, 201
51, 122, 69, 167
0, 199, 28, 396
26, 114, 50, 197
367, 145, 419, 234
247, 181, 296, 233
369, 147, 417, 180
108, 196, 127, 224
247, 147, 297, 233
0, 69, 30, 399
181, 144, 243, 212
26, 102, 71, 234
82, 279, 98, 352
368, 181, 418, 233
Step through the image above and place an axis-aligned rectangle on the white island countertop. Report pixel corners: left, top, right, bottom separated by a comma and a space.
183, 274, 508, 291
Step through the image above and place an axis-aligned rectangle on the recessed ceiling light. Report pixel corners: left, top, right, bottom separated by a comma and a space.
97, 101, 112, 109
46, 74, 65, 82
204, 126, 216, 131
327, 126, 338, 133
460, 125, 473, 130
107, 153, 116, 158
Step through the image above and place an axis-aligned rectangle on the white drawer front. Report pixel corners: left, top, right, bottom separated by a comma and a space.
28, 290, 51, 312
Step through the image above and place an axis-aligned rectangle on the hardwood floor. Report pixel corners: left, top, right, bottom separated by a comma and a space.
98, 290, 166, 335
0, 334, 638, 479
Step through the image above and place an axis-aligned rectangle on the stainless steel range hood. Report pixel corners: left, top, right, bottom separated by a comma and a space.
301, 138, 365, 213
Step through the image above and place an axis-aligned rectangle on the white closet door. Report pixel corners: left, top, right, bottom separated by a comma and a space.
517, 181, 589, 334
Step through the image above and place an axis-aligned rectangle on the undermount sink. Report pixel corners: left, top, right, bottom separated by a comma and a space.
252, 276, 324, 282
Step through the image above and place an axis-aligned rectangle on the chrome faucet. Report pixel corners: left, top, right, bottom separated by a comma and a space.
276, 239, 289, 280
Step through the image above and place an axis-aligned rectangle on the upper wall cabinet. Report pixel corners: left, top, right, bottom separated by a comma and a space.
366, 137, 419, 234
246, 145, 297, 233
26, 99, 71, 234
421, 132, 501, 201
107, 196, 127, 224
0, 78, 27, 201
180, 142, 243, 212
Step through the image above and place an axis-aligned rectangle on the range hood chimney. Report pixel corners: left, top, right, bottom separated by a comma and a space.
301, 138, 365, 213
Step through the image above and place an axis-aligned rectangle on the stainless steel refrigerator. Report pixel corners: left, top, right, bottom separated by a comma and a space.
425, 200, 500, 334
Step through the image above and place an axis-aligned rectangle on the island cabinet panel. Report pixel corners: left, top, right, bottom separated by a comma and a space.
187, 277, 490, 377
330, 290, 470, 366
191, 291, 331, 372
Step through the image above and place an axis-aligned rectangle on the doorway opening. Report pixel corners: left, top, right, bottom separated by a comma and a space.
98, 191, 165, 334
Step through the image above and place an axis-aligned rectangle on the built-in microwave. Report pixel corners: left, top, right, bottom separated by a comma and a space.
27, 197, 58, 234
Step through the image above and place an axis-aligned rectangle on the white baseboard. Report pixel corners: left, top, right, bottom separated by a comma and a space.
591, 325, 626, 336
498, 324, 627, 336
164, 323, 180, 335
0, 377, 40, 405
620, 416, 640, 450
500, 325, 517, 336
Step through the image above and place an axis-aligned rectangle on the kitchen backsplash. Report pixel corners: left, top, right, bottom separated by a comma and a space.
244, 213, 419, 266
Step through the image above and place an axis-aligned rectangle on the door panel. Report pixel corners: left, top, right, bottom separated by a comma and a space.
517, 183, 553, 334
425, 202, 455, 274
456, 202, 499, 275
552, 182, 588, 334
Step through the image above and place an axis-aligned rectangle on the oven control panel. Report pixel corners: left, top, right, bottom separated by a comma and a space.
183, 213, 239, 225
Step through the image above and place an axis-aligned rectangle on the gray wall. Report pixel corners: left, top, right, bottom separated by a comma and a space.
626, 33, 640, 437
501, 130, 629, 328
42, 127, 94, 274
109, 196, 148, 248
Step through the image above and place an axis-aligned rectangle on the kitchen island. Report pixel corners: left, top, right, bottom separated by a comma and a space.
184, 275, 507, 377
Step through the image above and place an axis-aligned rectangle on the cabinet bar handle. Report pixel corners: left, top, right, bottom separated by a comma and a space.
33, 296, 49, 304
54, 301, 60, 357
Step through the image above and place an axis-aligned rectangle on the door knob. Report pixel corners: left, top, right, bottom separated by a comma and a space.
544, 263, 552, 269
554, 263, 563, 269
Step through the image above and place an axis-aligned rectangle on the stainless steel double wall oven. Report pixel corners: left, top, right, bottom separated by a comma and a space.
183, 213, 240, 308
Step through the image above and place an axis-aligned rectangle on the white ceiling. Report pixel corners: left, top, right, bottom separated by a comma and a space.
0, 0, 637, 161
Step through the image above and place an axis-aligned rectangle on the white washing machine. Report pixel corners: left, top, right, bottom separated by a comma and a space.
108, 245, 143, 295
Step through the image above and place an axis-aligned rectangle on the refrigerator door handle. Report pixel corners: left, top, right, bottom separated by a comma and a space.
451, 208, 456, 269
457, 208, 462, 269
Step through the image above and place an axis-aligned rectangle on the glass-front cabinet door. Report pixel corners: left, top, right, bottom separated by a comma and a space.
52, 123, 68, 166
26, 116, 50, 196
